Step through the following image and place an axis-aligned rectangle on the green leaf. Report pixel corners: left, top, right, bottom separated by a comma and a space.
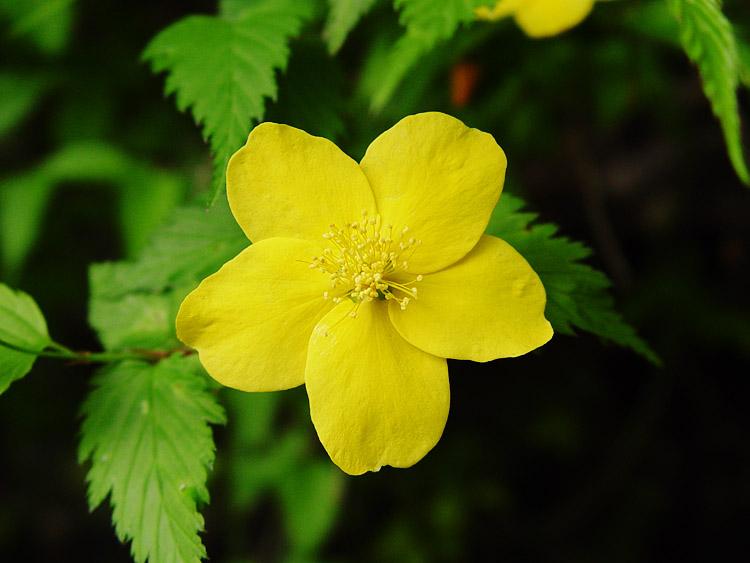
395, 0, 478, 39
324, 0, 378, 53
79, 355, 226, 563
368, 0, 481, 110
487, 195, 659, 365
0, 0, 76, 54
143, 0, 314, 202
0, 73, 48, 137
0, 283, 50, 395
88, 198, 246, 351
88, 292, 178, 351
668, 0, 749, 184
90, 198, 245, 299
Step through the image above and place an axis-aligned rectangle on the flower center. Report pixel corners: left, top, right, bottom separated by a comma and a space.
310, 210, 423, 316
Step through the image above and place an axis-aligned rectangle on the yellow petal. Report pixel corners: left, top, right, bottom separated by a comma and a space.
176, 238, 332, 391
359, 112, 507, 274
389, 235, 552, 361
227, 123, 376, 243
514, 0, 594, 38
475, 0, 524, 21
305, 301, 449, 475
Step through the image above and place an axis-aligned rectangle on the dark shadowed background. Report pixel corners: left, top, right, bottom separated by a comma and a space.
1, 0, 749, 561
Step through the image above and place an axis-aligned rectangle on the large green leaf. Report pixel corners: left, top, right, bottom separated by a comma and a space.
79, 355, 225, 563
0, 283, 49, 395
487, 195, 659, 364
143, 0, 314, 202
668, 0, 749, 184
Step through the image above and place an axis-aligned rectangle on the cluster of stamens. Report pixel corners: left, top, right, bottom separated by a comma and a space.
310, 210, 423, 317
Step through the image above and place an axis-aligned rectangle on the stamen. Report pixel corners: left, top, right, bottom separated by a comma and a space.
311, 211, 424, 317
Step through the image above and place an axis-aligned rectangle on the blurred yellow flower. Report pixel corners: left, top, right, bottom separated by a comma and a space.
476, 0, 595, 37
176, 112, 552, 475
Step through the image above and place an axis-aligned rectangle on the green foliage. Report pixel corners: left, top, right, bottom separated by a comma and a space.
0, 0, 76, 54
225, 391, 344, 559
0, 142, 184, 280
487, 195, 659, 364
668, 0, 749, 184
88, 198, 246, 351
367, 0, 482, 110
279, 460, 343, 558
0, 73, 48, 137
0, 283, 49, 395
143, 0, 315, 202
738, 36, 750, 88
269, 40, 346, 140
395, 0, 478, 39
79, 355, 226, 563
324, 0, 378, 53
83, 198, 246, 562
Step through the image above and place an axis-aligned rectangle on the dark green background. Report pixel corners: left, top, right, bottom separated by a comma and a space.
1, 0, 749, 561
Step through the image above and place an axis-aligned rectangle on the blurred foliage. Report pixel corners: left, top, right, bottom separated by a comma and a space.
1, 0, 749, 562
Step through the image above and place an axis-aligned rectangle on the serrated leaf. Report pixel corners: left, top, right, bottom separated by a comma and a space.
90, 198, 245, 300
0, 283, 49, 395
668, 0, 749, 184
143, 0, 314, 202
324, 0, 378, 53
88, 198, 246, 351
79, 355, 226, 563
0, 0, 76, 54
395, 0, 478, 39
369, 0, 481, 110
88, 292, 177, 351
487, 195, 659, 364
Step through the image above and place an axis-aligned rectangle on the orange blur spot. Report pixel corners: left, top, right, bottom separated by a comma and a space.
450, 61, 481, 108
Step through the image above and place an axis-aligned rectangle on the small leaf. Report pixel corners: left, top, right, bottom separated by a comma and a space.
143, 0, 314, 201
668, 0, 749, 184
324, 0, 378, 53
487, 195, 659, 364
0, 283, 50, 395
79, 355, 226, 563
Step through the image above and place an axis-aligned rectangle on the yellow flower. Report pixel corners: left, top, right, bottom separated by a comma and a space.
475, 0, 595, 38
176, 112, 552, 475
